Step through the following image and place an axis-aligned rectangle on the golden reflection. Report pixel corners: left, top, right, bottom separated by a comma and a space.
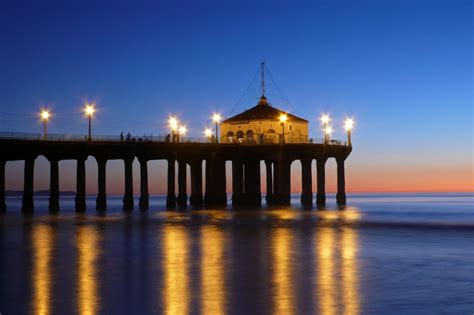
32, 224, 55, 315
76, 226, 100, 315
317, 227, 337, 315
340, 227, 360, 315
200, 226, 226, 314
162, 225, 190, 315
316, 226, 360, 315
272, 228, 294, 315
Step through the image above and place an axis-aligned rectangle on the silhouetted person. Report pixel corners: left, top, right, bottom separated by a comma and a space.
120, 132, 124, 142
165, 134, 171, 143
126, 132, 131, 142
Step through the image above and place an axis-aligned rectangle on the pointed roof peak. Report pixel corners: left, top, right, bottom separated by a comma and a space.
258, 95, 269, 106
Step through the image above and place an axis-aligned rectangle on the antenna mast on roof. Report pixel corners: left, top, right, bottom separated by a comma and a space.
261, 61, 265, 97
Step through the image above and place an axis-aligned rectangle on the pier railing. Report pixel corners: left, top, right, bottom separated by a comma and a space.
0, 131, 348, 145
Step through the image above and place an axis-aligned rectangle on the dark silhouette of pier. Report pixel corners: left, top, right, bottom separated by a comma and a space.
0, 134, 351, 213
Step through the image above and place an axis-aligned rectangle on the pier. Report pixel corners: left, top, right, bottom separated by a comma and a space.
0, 133, 351, 213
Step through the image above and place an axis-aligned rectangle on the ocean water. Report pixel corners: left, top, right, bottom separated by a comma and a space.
0, 193, 473, 314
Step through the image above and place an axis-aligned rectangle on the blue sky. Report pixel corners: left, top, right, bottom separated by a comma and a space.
0, 0, 472, 192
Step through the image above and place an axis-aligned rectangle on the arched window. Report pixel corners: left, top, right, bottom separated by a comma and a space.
246, 130, 254, 141
226, 131, 235, 142
267, 129, 275, 134
236, 130, 244, 143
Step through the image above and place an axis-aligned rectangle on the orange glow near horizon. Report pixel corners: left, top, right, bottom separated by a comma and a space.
3, 157, 472, 195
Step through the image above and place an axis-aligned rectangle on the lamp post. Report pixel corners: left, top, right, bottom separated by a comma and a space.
279, 114, 288, 144
344, 118, 354, 146
212, 113, 222, 143
325, 125, 333, 143
168, 116, 179, 142
204, 128, 213, 143
40, 110, 50, 141
84, 103, 95, 141
178, 125, 187, 143
320, 114, 330, 144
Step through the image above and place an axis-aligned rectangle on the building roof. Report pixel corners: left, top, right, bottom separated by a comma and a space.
222, 96, 308, 124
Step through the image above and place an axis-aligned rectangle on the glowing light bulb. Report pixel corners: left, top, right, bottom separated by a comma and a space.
84, 104, 95, 117
279, 114, 288, 123
40, 110, 50, 121
169, 116, 179, 131
204, 128, 212, 138
344, 118, 354, 131
320, 114, 330, 124
212, 113, 222, 123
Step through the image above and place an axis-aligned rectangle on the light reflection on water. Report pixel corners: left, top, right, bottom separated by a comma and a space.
32, 224, 54, 315
200, 226, 226, 315
272, 227, 294, 315
162, 224, 190, 315
1, 195, 473, 314
76, 225, 100, 315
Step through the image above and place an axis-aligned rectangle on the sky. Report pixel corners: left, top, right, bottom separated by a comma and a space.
0, 0, 472, 194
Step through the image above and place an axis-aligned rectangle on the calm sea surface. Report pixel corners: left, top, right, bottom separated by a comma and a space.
0, 193, 473, 314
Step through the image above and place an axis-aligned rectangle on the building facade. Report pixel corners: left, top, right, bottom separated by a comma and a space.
220, 95, 308, 144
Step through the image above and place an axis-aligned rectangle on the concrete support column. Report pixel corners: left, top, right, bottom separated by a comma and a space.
274, 157, 291, 205
0, 160, 6, 212
265, 160, 273, 206
189, 159, 203, 208
96, 158, 107, 211
22, 157, 35, 213
48, 158, 60, 213
75, 158, 86, 212
123, 157, 134, 211
316, 158, 327, 207
336, 158, 347, 206
244, 159, 261, 207
139, 158, 149, 210
300, 159, 313, 207
166, 158, 176, 209
204, 158, 214, 206
177, 160, 187, 208
213, 159, 227, 207
232, 159, 244, 207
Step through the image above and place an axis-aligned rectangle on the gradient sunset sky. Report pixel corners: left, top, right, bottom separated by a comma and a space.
1, 1, 472, 194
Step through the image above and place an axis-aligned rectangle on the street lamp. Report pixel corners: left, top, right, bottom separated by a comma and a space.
84, 103, 95, 141
344, 118, 354, 146
320, 114, 330, 144
204, 128, 213, 142
325, 125, 333, 143
178, 125, 187, 142
212, 113, 222, 143
40, 109, 50, 141
279, 113, 288, 144
168, 116, 179, 142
